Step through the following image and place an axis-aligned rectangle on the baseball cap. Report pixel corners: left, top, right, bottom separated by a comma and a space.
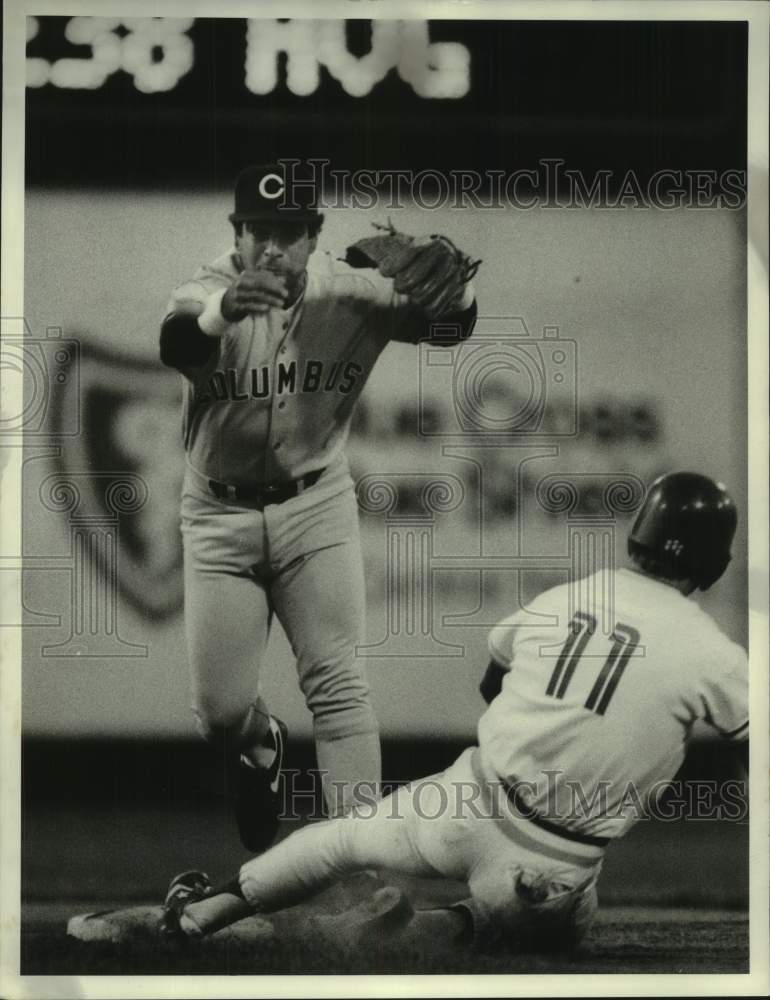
228, 163, 320, 223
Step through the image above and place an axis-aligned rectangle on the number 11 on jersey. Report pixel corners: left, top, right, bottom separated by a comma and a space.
547, 613, 641, 715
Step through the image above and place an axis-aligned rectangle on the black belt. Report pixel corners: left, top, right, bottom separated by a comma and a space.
505, 782, 611, 848
207, 468, 325, 507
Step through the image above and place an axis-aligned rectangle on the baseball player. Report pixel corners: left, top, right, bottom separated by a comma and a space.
155, 471, 747, 950
69, 471, 747, 951
157, 164, 479, 850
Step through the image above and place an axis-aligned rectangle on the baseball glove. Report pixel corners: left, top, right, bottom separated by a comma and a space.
343, 221, 481, 319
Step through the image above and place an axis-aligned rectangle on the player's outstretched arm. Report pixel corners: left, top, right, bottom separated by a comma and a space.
159, 277, 230, 373
159, 311, 220, 371
343, 222, 480, 344
160, 256, 289, 374
220, 269, 288, 322
377, 293, 478, 347
344, 223, 480, 320
421, 296, 478, 345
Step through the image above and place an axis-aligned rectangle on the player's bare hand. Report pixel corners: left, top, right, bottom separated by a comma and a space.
221, 270, 288, 322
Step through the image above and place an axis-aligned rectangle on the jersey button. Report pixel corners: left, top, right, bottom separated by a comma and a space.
278, 401, 286, 409
273, 441, 282, 450
282, 321, 289, 331
280, 346, 288, 354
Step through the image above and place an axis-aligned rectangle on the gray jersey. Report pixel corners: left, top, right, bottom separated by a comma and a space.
167, 249, 427, 485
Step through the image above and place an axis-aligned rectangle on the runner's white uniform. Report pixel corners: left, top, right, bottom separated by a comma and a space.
481, 567, 749, 840
239, 567, 748, 947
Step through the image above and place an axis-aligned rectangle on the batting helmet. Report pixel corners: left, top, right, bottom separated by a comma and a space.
628, 472, 737, 591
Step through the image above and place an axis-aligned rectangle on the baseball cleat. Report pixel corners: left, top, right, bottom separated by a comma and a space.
67, 905, 166, 943
311, 886, 415, 949
233, 716, 288, 852
161, 869, 212, 938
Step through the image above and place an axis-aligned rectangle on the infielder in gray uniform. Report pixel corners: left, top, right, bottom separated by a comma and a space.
159, 164, 478, 849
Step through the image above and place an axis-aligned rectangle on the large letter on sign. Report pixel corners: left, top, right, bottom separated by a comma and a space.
245, 19, 319, 96
397, 21, 470, 99
317, 22, 399, 97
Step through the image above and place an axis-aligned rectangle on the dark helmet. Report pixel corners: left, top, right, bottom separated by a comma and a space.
628, 472, 737, 591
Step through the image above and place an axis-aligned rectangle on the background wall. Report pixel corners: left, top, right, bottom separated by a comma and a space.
21, 191, 747, 739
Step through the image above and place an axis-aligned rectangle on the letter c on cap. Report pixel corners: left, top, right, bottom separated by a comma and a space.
259, 173, 285, 200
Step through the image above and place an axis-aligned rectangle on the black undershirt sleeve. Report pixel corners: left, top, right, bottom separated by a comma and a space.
159, 311, 220, 370
479, 659, 508, 705
159, 296, 478, 370
396, 298, 478, 346
423, 298, 478, 345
